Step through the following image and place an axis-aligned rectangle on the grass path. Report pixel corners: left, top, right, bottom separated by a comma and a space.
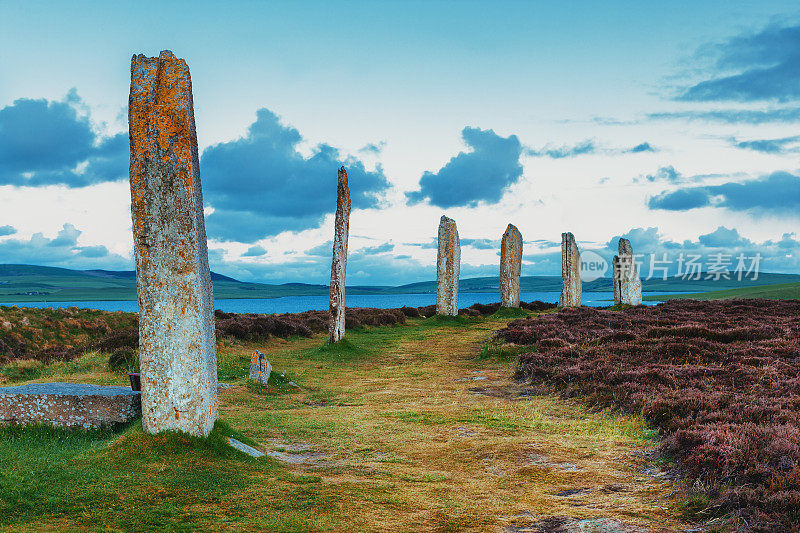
1, 314, 684, 532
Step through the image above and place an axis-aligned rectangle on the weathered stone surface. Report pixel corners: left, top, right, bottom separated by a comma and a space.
128, 50, 217, 437
558, 232, 582, 307
500, 224, 523, 308
436, 216, 460, 316
249, 350, 272, 385
614, 238, 642, 305
0, 383, 141, 428
329, 167, 351, 343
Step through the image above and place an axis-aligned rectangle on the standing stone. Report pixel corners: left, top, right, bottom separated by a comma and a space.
558, 232, 582, 307
128, 50, 217, 437
436, 216, 460, 316
249, 350, 272, 385
614, 238, 642, 305
500, 224, 523, 308
612, 256, 621, 305
329, 167, 351, 343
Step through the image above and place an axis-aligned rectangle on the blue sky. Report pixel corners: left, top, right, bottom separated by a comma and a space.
1, 0, 799, 284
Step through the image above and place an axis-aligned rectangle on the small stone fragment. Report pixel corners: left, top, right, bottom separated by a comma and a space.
249, 350, 272, 385
227, 437, 265, 458
329, 166, 351, 343
500, 223, 523, 308
128, 50, 217, 437
558, 232, 582, 307
436, 215, 461, 316
613, 238, 642, 305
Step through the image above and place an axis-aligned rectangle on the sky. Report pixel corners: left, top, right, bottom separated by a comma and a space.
1, 0, 799, 285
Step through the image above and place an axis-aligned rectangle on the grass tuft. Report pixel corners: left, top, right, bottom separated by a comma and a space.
491, 306, 529, 319
303, 338, 371, 362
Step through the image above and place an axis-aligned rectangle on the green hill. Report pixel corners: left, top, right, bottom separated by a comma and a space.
392, 273, 800, 294
0, 265, 330, 302
1, 264, 799, 303
644, 282, 800, 301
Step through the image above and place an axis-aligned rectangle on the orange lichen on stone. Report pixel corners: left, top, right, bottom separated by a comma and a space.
500, 224, 523, 308
128, 50, 217, 438
248, 350, 271, 385
436, 215, 460, 316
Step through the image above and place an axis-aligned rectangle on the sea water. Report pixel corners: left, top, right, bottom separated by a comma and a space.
0, 291, 677, 313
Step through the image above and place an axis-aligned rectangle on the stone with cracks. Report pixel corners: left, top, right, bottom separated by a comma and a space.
614, 238, 642, 305
128, 50, 217, 437
558, 232, 582, 307
249, 350, 272, 385
500, 224, 523, 308
436, 216, 461, 316
329, 167, 351, 343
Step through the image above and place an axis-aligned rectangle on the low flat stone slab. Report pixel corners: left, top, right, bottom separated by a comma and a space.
0, 383, 141, 429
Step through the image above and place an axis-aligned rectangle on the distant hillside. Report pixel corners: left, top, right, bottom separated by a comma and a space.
82, 269, 239, 282
644, 282, 800, 301
0, 264, 328, 302
0, 264, 798, 302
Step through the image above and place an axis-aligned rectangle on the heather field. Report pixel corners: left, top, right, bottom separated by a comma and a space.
499, 299, 800, 531
0, 300, 554, 376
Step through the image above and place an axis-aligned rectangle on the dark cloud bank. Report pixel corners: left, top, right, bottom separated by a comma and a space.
0, 90, 127, 187
0, 94, 390, 243
405, 127, 523, 208
678, 22, 800, 103
201, 108, 390, 242
649, 171, 800, 214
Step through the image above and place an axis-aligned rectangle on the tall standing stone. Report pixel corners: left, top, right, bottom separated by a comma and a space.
128, 50, 217, 437
436, 216, 460, 316
613, 238, 642, 305
558, 232, 582, 307
329, 167, 351, 343
500, 224, 523, 308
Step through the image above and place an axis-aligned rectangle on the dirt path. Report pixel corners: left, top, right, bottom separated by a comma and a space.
219, 317, 684, 532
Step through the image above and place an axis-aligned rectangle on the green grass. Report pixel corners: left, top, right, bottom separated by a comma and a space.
477, 337, 535, 360
490, 306, 529, 319
302, 338, 373, 362
0, 421, 281, 531
644, 281, 800, 301
0, 352, 119, 385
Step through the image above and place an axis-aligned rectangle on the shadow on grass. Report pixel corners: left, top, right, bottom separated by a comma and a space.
301, 338, 372, 362
247, 370, 304, 396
